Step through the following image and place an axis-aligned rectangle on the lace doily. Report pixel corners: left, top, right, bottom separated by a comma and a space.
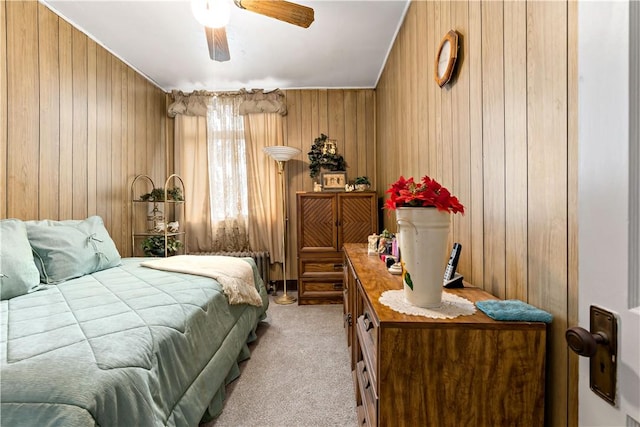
379, 290, 476, 319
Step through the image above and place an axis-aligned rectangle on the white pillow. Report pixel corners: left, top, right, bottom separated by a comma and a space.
0, 219, 41, 299
26, 216, 122, 284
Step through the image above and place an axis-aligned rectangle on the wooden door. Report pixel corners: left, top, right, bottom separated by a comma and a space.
338, 192, 378, 248
297, 193, 338, 252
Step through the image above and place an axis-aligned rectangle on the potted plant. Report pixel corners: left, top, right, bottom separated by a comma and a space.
139, 187, 184, 202
141, 235, 183, 257
385, 175, 464, 307
307, 134, 347, 179
354, 176, 371, 191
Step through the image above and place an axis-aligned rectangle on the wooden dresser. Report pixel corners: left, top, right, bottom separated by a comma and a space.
296, 192, 377, 305
343, 243, 547, 427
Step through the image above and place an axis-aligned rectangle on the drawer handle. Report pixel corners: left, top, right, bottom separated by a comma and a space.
361, 364, 371, 389
333, 263, 344, 270
363, 312, 374, 331
333, 283, 343, 290
344, 313, 353, 326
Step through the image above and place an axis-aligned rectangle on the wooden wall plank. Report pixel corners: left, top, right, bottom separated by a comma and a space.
110, 58, 122, 249
318, 89, 328, 135
504, 0, 528, 301
527, 1, 569, 425
439, 0, 453, 200
327, 90, 345, 162
426, 0, 437, 179
72, 28, 88, 220
6, 0, 39, 220
481, 0, 506, 298
95, 45, 109, 225
300, 90, 313, 191
433, 1, 443, 182
451, 0, 472, 277
364, 90, 375, 192
58, 19, 73, 220
87, 39, 97, 216
309, 89, 319, 141
0, 0, 6, 218
126, 68, 136, 251
103, 52, 112, 226
405, 5, 417, 177
147, 78, 163, 184
134, 73, 147, 182
416, 1, 429, 175
343, 90, 357, 179
356, 90, 367, 179
38, 3, 60, 219
467, 0, 484, 288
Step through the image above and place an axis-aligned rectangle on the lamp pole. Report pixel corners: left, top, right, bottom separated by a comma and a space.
262, 145, 301, 305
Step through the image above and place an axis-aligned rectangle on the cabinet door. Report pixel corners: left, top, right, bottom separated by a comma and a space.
297, 193, 338, 252
338, 193, 378, 247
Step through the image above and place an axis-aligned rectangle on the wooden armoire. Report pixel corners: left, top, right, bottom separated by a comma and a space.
296, 192, 378, 304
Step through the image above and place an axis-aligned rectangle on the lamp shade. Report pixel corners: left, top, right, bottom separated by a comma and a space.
263, 146, 301, 162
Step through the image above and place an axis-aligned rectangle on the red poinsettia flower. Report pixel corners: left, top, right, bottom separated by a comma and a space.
385, 175, 465, 214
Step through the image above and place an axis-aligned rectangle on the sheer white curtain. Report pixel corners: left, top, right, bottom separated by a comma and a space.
207, 95, 250, 252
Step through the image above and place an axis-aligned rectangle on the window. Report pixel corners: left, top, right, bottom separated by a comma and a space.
206, 95, 249, 250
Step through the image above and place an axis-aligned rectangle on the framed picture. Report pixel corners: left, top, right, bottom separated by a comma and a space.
321, 172, 347, 191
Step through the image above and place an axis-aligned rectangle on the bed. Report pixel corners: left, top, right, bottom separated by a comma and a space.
0, 217, 269, 426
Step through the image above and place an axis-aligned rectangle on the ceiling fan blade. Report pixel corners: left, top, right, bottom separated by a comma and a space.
234, 0, 314, 28
205, 26, 230, 62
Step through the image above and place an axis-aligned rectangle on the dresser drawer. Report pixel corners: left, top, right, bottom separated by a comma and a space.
356, 360, 377, 427
356, 309, 378, 393
299, 257, 344, 278
298, 280, 344, 304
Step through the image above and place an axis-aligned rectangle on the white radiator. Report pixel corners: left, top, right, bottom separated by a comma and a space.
190, 251, 270, 285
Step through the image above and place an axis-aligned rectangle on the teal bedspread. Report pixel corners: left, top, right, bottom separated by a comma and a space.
0, 257, 268, 426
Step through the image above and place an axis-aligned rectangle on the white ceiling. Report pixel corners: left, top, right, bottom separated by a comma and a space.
41, 0, 410, 92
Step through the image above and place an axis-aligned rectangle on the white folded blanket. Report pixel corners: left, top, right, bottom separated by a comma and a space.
140, 255, 263, 307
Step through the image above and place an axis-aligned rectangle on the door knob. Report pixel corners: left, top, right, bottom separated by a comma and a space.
565, 327, 608, 357
564, 305, 617, 406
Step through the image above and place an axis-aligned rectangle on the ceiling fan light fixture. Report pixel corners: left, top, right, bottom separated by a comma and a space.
191, 0, 231, 28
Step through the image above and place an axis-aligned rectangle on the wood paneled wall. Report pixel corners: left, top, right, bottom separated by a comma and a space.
376, 1, 577, 426
281, 89, 376, 277
1, 1, 170, 256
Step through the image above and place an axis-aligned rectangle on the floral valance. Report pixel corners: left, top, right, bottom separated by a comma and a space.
167, 88, 287, 118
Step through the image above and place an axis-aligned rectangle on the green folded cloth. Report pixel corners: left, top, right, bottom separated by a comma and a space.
476, 299, 553, 323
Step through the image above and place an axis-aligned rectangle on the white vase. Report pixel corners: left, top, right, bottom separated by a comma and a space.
396, 207, 451, 307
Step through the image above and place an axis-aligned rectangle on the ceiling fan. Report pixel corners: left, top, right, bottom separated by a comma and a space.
191, 0, 315, 62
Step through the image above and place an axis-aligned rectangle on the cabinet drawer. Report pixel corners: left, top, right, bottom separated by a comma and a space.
356, 360, 377, 427
299, 280, 343, 295
299, 258, 344, 278
356, 316, 378, 394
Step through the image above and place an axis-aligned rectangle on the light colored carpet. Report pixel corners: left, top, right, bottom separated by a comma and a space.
210, 293, 358, 427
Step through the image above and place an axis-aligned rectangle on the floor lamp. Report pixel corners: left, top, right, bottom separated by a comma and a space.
263, 145, 301, 305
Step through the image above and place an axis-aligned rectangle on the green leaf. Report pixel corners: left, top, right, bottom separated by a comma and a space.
404, 270, 413, 290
